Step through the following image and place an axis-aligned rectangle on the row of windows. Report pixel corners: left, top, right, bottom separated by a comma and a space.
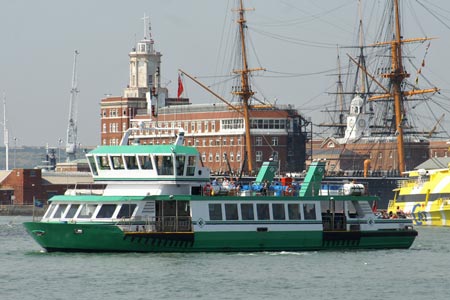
250, 119, 288, 130
89, 154, 198, 176
45, 203, 137, 220
208, 203, 317, 221
103, 122, 128, 133
255, 136, 279, 146
201, 152, 242, 163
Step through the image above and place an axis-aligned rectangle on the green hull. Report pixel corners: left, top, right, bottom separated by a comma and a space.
24, 222, 417, 252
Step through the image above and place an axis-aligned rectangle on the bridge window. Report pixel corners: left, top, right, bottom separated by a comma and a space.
111, 155, 125, 170
155, 155, 174, 175
124, 155, 138, 169
241, 203, 254, 220
186, 156, 196, 176
176, 155, 186, 176
97, 155, 110, 170
88, 156, 98, 175
208, 203, 222, 220
138, 155, 153, 170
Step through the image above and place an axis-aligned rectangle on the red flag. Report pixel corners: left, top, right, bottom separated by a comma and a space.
177, 74, 184, 99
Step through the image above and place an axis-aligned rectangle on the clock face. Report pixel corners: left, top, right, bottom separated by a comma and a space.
358, 119, 366, 128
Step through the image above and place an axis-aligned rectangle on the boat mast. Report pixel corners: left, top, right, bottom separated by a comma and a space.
232, 0, 256, 173
391, 0, 406, 174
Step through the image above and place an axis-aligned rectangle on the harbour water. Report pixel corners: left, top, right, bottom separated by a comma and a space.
1, 216, 449, 300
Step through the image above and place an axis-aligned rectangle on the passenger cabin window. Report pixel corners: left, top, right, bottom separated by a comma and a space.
88, 156, 98, 175
257, 203, 270, 220
77, 204, 98, 218
138, 155, 153, 170
53, 204, 68, 218
208, 203, 222, 220
97, 155, 110, 170
176, 155, 186, 176
124, 155, 138, 169
225, 204, 238, 220
288, 204, 301, 220
303, 204, 317, 220
96, 204, 117, 218
272, 203, 285, 220
241, 203, 254, 220
117, 204, 137, 219
186, 156, 196, 176
65, 204, 80, 219
111, 155, 125, 170
155, 155, 174, 175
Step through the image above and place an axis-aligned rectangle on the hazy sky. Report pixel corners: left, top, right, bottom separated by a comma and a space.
1, 0, 450, 148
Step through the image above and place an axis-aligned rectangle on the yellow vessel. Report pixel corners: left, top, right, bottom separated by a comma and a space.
388, 166, 450, 226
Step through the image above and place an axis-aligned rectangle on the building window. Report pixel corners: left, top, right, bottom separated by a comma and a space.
211, 122, 215, 131
202, 139, 206, 147
195, 139, 200, 147
202, 152, 206, 162
205, 121, 209, 132
237, 152, 241, 162
230, 152, 234, 162
209, 140, 214, 146
272, 151, 279, 161
272, 137, 278, 146
102, 123, 107, 133
191, 122, 195, 132
237, 138, 241, 145
209, 153, 213, 162
216, 139, 221, 146
255, 136, 262, 146
197, 121, 202, 132
215, 153, 220, 162
256, 151, 263, 162
378, 152, 382, 159
223, 138, 227, 146
230, 138, 234, 146
122, 122, 127, 132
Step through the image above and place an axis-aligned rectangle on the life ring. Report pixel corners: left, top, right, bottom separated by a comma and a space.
284, 185, 294, 196
203, 183, 212, 196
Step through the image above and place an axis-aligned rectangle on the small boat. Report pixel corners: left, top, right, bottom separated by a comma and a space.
388, 167, 450, 226
23, 123, 417, 252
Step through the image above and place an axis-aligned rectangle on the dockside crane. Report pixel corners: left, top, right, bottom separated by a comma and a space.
66, 50, 79, 162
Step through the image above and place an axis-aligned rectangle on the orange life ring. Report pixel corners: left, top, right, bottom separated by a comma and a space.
203, 183, 212, 196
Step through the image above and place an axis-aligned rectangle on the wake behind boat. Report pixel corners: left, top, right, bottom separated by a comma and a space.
23, 122, 417, 252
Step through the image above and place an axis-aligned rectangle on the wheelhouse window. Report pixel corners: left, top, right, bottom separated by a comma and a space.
272, 203, 285, 220
77, 204, 98, 219
111, 155, 125, 170
155, 155, 174, 175
186, 156, 196, 176
87, 156, 98, 175
256, 203, 270, 220
117, 204, 137, 219
208, 203, 222, 220
124, 155, 138, 169
176, 155, 186, 176
225, 204, 238, 220
65, 204, 80, 219
53, 204, 68, 219
241, 203, 254, 220
97, 155, 110, 170
288, 204, 301, 220
96, 204, 117, 218
44, 204, 57, 219
138, 155, 153, 170
303, 203, 317, 220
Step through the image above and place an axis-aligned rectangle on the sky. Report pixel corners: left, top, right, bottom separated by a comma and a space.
1, 0, 450, 148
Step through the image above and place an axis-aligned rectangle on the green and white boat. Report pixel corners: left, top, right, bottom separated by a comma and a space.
24, 124, 417, 252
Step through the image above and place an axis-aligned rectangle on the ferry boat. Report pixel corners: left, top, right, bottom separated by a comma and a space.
388, 167, 450, 226
23, 124, 417, 252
